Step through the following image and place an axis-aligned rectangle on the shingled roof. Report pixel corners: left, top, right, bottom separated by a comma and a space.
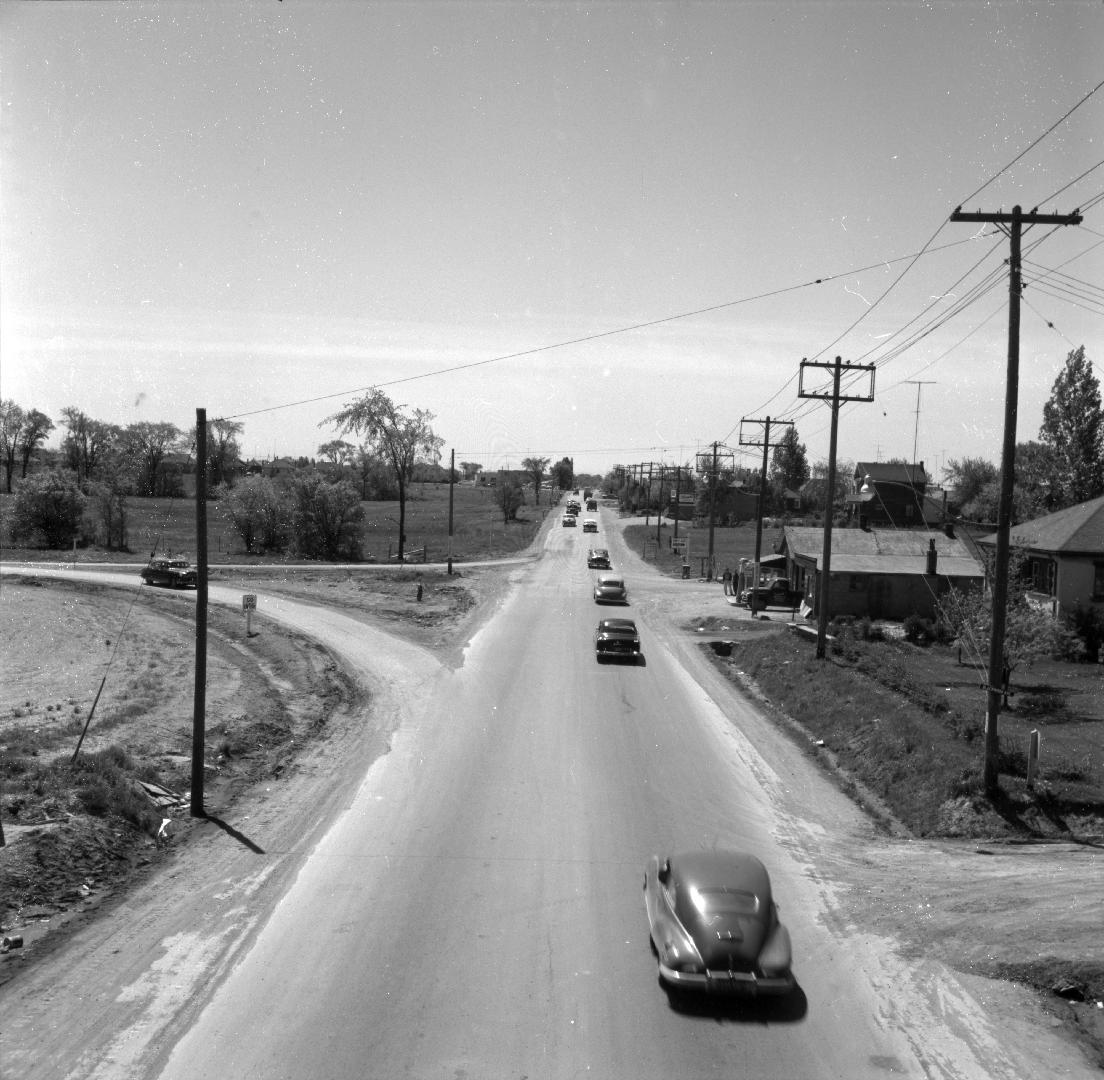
977, 495, 1104, 555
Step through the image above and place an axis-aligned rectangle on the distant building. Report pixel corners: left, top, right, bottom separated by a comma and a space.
846, 461, 936, 529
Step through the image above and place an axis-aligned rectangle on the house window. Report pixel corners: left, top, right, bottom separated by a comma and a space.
1027, 556, 1057, 596
1094, 562, 1104, 602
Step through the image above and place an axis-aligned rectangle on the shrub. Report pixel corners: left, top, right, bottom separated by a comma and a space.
1065, 605, 1103, 663
9, 470, 87, 548
1017, 690, 1070, 720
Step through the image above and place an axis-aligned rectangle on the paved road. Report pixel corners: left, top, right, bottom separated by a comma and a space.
1, 510, 1083, 1078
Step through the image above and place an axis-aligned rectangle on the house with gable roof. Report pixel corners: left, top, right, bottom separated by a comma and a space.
846, 461, 942, 529
975, 494, 1104, 618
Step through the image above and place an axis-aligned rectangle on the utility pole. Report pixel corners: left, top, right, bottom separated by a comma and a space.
192, 409, 208, 818
447, 448, 455, 575
904, 380, 936, 466
740, 416, 794, 616
950, 203, 1082, 795
707, 442, 718, 580
798, 358, 876, 658
673, 465, 681, 541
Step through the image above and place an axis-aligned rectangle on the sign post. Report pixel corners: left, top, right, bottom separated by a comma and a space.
242, 593, 257, 636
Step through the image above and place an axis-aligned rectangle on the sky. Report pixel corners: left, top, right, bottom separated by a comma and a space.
2, 0, 1102, 482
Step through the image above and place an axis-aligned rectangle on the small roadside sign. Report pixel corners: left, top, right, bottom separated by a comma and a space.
242, 594, 257, 637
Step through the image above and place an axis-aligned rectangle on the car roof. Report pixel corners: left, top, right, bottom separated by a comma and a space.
597, 618, 636, 631
668, 850, 772, 899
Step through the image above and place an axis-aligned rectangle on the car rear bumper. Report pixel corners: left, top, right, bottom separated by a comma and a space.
658, 964, 793, 996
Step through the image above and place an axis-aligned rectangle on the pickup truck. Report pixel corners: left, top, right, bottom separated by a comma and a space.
740, 578, 803, 609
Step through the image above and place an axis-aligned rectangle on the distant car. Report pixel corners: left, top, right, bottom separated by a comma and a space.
141, 558, 198, 589
566, 500, 582, 515
593, 574, 627, 604
586, 499, 598, 511
587, 548, 611, 569
643, 850, 794, 997
582, 518, 598, 533
562, 514, 578, 527
594, 618, 641, 662
740, 578, 803, 609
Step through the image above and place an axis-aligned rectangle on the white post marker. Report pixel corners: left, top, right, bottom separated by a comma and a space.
242, 593, 257, 636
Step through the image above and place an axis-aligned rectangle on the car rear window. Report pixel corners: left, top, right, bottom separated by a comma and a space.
688, 886, 760, 916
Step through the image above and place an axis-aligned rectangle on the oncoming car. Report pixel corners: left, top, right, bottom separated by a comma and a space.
593, 574, 627, 604
587, 548, 611, 569
643, 850, 794, 997
140, 558, 198, 589
594, 618, 640, 662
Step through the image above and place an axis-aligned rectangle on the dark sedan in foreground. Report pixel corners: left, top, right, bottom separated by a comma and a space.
643, 850, 794, 997
594, 618, 641, 662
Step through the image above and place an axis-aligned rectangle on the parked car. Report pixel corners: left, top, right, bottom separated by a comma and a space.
740, 578, 803, 609
582, 518, 598, 533
594, 618, 641, 662
140, 558, 198, 589
587, 548, 611, 569
593, 574, 627, 603
562, 514, 577, 527
643, 849, 794, 997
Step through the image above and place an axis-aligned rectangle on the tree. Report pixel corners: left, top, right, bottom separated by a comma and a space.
936, 550, 1082, 705
459, 461, 483, 483
60, 407, 119, 487
207, 418, 244, 490
549, 456, 574, 492
124, 421, 183, 497
323, 390, 444, 561
943, 457, 999, 518
288, 472, 365, 560
10, 470, 87, 548
0, 400, 24, 493
769, 428, 809, 494
317, 439, 355, 471
17, 409, 54, 481
521, 456, 551, 505
498, 480, 525, 523
1039, 346, 1104, 507
221, 476, 288, 553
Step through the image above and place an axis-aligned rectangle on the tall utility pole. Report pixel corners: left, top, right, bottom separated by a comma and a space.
192, 409, 208, 819
905, 380, 936, 465
673, 465, 682, 541
707, 442, 718, 579
447, 448, 455, 575
950, 203, 1082, 795
798, 358, 876, 658
740, 417, 793, 616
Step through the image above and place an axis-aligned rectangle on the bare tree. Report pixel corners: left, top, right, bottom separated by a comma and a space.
323, 390, 444, 560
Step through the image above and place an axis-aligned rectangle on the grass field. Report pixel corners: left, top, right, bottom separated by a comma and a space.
0, 483, 555, 565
